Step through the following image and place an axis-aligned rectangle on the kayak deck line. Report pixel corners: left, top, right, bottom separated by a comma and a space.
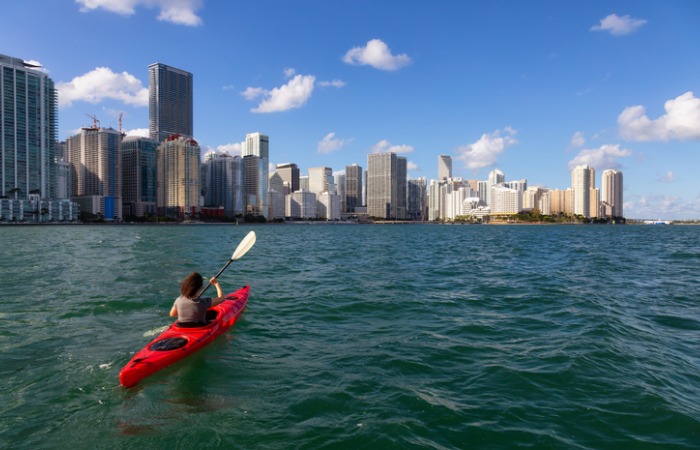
119, 285, 250, 388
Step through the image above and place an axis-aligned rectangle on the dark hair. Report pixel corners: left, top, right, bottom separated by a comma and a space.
180, 272, 203, 298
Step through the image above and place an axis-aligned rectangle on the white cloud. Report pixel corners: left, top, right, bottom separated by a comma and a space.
658, 171, 675, 183
568, 143, 631, 170
618, 91, 700, 141
370, 139, 414, 154
625, 193, 700, 220
455, 127, 517, 170
407, 161, 419, 171
284, 68, 296, 78
243, 74, 316, 113
318, 132, 352, 154
214, 142, 243, 156
590, 13, 647, 36
570, 131, 586, 148
319, 79, 346, 88
222, 84, 235, 91
76, 0, 203, 26
56, 67, 148, 108
343, 39, 411, 71
125, 127, 149, 137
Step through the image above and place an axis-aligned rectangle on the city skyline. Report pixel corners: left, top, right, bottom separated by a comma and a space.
2, 1, 699, 219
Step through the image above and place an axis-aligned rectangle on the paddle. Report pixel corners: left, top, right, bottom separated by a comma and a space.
197, 230, 257, 298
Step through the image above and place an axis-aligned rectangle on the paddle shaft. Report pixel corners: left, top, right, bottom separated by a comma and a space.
197, 258, 234, 298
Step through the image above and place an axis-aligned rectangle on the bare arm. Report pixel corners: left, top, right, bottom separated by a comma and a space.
210, 277, 225, 306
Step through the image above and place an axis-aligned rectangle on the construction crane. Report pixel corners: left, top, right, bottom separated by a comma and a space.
85, 113, 100, 129
118, 112, 123, 134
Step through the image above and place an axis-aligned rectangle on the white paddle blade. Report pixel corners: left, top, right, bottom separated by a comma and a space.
231, 231, 256, 260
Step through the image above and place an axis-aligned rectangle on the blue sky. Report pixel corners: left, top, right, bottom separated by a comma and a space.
2, 0, 699, 219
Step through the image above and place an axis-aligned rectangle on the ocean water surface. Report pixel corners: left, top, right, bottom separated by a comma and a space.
0, 223, 698, 449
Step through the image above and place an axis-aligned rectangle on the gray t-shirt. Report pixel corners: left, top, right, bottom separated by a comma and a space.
173, 295, 213, 323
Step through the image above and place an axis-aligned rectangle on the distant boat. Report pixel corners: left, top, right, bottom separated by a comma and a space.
644, 220, 671, 225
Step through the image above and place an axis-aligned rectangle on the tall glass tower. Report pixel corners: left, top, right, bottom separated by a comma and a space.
0, 54, 58, 199
148, 63, 193, 142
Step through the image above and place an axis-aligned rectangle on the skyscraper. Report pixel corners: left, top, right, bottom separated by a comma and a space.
367, 152, 407, 219
66, 127, 123, 220
121, 136, 158, 218
602, 169, 623, 218
308, 167, 333, 195
149, 63, 193, 142
243, 132, 269, 218
345, 164, 363, 212
275, 163, 300, 194
156, 135, 200, 219
0, 54, 58, 200
571, 164, 595, 218
438, 154, 452, 180
202, 152, 244, 218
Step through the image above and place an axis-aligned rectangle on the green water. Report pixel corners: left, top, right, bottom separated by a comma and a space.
1, 224, 698, 449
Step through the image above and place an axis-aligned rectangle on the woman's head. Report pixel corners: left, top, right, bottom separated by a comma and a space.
180, 272, 203, 298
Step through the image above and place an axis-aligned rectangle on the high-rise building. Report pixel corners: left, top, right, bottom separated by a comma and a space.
367, 152, 407, 219
308, 167, 333, 195
602, 169, 623, 218
202, 152, 244, 218
242, 132, 269, 218
121, 136, 158, 218
571, 164, 595, 218
66, 127, 123, 220
486, 169, 505, 206
0, 54, 58, 200
345, 164, 363, 212
408, 177, 427, 221
156, 135, 200, 219
275, 163, 299, 194
148, 63, 193, 142
438, 155, 452, 180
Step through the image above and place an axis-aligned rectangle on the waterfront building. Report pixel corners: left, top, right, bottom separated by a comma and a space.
156, 134, 200, 219
242, 132, 269, 219
300, 176, 309, 191
438, 154, 452, 180
334, 172, 345, 212
268, 188, 285, 220
66, 127, 123, 220
289, 190, 317, 219
571, 164, 594, 218
202, 152, 243, 218
0, 54, 59, 201
345, 164, 363, 212
275, 163, 299, 194
490, 184, 521, 214
550, 188, 573, 215
308, 167, 333, 196
149, 63, 193, 142
317, 191, 341, 220
121, 136, 158, 218
486, 169, 505, 206
602, 169, 623, 218
408, 177, 427, 221
428, 179, 440, 221
367, 152, 407, 219
590, 188, 600, 219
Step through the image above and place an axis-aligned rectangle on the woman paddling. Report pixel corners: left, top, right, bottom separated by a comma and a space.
170, 272, 225, 327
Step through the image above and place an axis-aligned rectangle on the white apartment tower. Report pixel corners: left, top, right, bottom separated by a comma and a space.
602, 169, 623, 218
571, 164, 595, 218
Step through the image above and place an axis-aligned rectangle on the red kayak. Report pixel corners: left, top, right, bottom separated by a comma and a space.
120, 286, 250, 388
